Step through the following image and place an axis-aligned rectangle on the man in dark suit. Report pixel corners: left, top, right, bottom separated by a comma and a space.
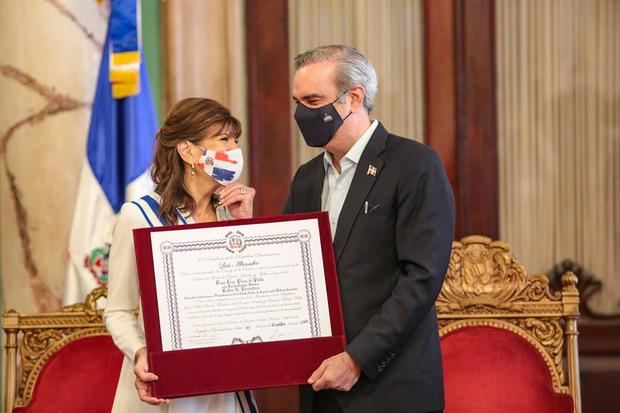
284, 45, 455, 413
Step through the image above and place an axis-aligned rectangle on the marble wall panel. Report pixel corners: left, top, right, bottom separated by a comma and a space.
0, 0, 107, 312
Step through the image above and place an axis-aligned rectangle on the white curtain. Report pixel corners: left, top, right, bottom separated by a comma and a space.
288, 0, 425, 168
496, 0, 620, 312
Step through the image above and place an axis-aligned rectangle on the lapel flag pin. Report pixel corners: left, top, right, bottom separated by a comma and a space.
367, 164, 377, 176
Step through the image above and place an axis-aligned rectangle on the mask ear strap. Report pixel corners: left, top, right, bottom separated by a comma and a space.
333, 88, 351, 104
334, 90, 353, 122
190, 141, 207, 154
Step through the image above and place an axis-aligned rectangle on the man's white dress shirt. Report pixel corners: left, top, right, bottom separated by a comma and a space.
321, 120, 379, 238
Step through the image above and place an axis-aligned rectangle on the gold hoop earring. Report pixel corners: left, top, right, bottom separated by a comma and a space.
191, 162, 196, 176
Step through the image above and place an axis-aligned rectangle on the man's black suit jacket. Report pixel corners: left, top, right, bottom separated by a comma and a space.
283, 123, 455, 413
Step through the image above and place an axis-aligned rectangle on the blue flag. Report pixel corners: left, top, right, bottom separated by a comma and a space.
64, 11, 157, 304
86, 27, 157, 213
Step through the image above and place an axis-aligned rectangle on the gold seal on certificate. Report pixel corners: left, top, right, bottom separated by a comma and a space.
149, 217, 333, 351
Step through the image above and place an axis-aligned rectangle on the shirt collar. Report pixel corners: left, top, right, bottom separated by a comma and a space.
323, 120, 379, 170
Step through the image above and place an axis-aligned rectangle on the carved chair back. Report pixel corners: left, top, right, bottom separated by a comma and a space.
437, 236, 581, 413
2, 287, 122, 413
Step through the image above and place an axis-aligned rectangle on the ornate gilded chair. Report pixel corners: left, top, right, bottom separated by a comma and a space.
3, 287, 123, 413
437, 236, 581, 413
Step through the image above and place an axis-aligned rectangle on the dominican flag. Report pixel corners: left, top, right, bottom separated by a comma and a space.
63, 1, 157, 304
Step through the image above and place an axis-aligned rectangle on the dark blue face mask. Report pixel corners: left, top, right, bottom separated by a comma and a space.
294, 93, 352, 147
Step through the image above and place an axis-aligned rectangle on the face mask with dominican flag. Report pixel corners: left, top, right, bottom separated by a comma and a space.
195, 146, 244, 185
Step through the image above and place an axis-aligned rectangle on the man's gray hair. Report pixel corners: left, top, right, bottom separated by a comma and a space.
294, 45, 378, 113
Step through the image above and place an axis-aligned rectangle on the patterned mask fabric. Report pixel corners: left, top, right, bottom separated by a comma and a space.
195, 147, 244, 185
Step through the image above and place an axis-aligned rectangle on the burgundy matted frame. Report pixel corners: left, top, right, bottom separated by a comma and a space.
133, 212, 346, 399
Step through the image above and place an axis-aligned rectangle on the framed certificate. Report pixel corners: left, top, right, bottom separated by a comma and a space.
133, 212, 345, 399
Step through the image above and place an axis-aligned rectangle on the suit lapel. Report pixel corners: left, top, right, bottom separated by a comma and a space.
302, 155, 325, 212
333, 123, 388, 262
309, 161, 325, 212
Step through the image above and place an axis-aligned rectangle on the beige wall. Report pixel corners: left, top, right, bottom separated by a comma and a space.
0, 0, 106, 313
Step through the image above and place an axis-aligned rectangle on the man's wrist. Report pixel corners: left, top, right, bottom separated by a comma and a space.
344, 351, 361, 375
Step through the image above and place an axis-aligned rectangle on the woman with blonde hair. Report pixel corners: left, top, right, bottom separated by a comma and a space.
104, 98, 258, 413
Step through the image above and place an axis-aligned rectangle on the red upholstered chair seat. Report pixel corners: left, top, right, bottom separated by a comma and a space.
13, 335, 123, 413
441, 326, 574, 413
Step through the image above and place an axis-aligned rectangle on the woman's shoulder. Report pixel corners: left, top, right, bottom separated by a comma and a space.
116, 202, 149, 230
117, 193, 160, 229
